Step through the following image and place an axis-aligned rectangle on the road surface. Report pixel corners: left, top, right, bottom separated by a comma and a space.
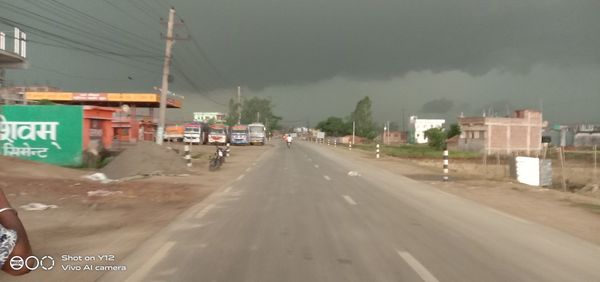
101, 141, 600, 282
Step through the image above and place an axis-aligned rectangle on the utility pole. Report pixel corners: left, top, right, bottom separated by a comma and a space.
237, 86, 242, 124
156, 7, 176, 145
352, 121, 355, 145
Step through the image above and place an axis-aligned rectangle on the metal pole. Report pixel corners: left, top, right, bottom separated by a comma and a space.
157, 7, 176, 145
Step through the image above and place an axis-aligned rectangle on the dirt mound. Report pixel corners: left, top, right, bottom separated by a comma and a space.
0, 156, 84, 179
101, 142, 190, 179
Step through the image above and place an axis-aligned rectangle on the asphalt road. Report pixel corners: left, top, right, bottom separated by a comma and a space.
101, 141, 600, 282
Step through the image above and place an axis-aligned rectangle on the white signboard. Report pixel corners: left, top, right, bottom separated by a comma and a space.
317, 132, 325, 139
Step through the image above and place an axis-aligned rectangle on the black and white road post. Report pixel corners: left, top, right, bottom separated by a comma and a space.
443, 144, 449, 181
226, 143, 230, 157
334, 139, 337, 148
376, 144, 380, 159
349, 142, 352, 151
184, 145, 192, 167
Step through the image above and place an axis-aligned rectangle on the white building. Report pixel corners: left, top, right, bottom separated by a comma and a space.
193, 112, 226, 123
410, 116, 445, 144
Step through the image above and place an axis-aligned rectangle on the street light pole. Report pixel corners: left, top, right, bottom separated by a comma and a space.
156, 7, 176, 145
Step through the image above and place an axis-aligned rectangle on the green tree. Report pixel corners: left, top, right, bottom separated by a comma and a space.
316, 116, 351, 136
240, 97, 282, 131
447, 123, 461, 139
225, 98, 240, 126
350, 96, 377, 139
424, 128, 447, 150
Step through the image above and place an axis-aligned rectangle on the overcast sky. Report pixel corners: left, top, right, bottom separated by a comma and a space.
2, 0, 600, 126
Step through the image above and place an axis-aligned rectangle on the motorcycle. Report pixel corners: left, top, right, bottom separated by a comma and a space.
208, 146, 228, 171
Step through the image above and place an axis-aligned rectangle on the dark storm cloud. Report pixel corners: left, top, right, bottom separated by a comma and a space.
4, 0, 600, 125
420, 98, 454, 114
181, 0, 600, 89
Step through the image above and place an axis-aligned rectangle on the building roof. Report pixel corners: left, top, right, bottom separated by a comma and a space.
25, 91, 182, 108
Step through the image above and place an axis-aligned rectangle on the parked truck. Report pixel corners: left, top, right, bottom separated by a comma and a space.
230, 124, 250, 145
183, 122, 208, 144
163, 125, 184, 142
208, 124, 228, 145
248, 123, 266, 145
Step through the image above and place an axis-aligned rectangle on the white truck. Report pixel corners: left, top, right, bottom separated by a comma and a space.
248, 123, 266, 145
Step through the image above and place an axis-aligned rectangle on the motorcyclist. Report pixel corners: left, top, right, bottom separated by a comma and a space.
286, 135, 293, 148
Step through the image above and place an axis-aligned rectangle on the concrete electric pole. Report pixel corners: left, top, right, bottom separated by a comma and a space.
156, 7, 176, 145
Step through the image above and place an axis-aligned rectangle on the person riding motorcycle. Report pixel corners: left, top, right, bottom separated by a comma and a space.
286, 135, 293, 148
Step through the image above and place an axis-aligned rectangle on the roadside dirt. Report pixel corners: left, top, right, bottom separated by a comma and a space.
327, 143, 600, 246
0, 143, 271, 281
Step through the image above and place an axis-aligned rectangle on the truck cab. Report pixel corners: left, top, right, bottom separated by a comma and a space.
248, 123, 266, 145
183, 123, 208, 144
208, 124, 228, 145
230, 124, 250, 145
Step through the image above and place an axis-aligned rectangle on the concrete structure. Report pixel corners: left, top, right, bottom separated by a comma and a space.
409, 116, 445, 144
1, 85, 61, 105
458, 109, 543, 155
380, 131, 408, 145
574, 124, 600, 147
0, 26, 28, 103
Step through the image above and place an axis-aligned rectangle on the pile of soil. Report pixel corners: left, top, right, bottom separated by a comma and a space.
101, 142, 190, 179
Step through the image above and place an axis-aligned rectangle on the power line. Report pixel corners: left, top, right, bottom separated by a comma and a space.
182, 22, 231, 86
30, 64, 152, 82
101, 0, 156, 28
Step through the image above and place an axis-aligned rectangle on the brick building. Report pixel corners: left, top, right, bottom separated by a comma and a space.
458, 109, 543, 155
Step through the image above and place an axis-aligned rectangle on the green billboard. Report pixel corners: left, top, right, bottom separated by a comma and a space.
0, 105, 83, 166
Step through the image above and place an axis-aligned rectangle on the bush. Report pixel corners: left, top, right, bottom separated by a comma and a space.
424, 128, 446, 150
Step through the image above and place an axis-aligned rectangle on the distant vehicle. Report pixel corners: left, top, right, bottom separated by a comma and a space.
163, 125, 184, 142
208, 124, 228, 145
230, 124, 250, 145
208, 146, 228, 171
183, 122, 208, 144
248, 123, 266, 145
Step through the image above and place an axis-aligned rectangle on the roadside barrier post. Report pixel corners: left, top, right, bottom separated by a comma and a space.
334, 139, 337, 148
327, 139, 330, 146
226, 143, 230, 157
184, 145, 192, 167
349, 142, 352, 151
443, 146, 449, 181
376, 144, 380, 159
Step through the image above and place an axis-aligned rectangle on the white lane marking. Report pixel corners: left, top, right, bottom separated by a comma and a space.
125, 241, 176, 282
342, 195, 357, 205
236, 174, 245, 181
323, 175, 331, 181
396, 250, 440, 282
195, 204, 215, 219
485, 207, 530, 224
314, 164, 320, 169
307, 158, 312, 162
223, 186, 233, 194
246, 167, 252, 172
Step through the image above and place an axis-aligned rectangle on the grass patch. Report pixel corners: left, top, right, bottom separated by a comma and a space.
353, 144, 480, 159
571, 203, 600, 214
